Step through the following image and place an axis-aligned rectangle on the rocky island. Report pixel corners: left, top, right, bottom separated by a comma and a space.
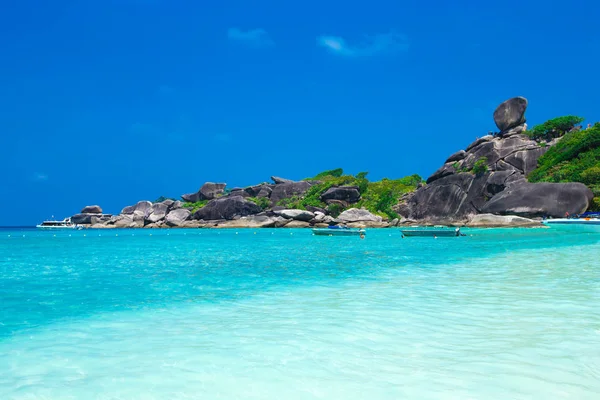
71, 97, 598, 229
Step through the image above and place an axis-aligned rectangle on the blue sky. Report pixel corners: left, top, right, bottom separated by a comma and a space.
1, 0, 599, 225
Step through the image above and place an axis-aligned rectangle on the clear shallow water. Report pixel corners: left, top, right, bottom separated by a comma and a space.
1, 228, 599, 399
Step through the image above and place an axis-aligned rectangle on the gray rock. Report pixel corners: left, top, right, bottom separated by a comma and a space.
481, 182, 593, 218
465, 135, 493, 152
337, 208, 383, 223
445, 150, 467, 163
269, 181, 312, 205
257, 185, 273, 198
405, 173, 476, 220
121, 205, 135, 214
244, 185, 263, 197
427, 162, 456, 184
194, 195, 262, 220
285, 220, 311, 228
493, 97, 528, 132
171, 201, 183, 210
320, 186, 361, 204
276, 209, 315, 221
147, 202, 169, 223
271, 176, 295, 184
81, 205, 102, 214
467, 214, 541, 227
305, 205, 328, 215
71, 213, 95, 224
504, 146, 548, 175
229, 189, 251, 198
216, 215, 278, 228
182, 182, 226, 202
165, 208, 191, 227
133, 201, 153, 217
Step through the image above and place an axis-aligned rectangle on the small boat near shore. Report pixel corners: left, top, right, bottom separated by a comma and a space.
36, 217, 80, 230
312, 227, 366, 236
542, 213, 600, 233
400, 227, 464, 237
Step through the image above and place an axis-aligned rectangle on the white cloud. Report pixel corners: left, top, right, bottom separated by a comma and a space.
228, 28, 274, 47
33, 173, 48, 181
317, 31, 409, 57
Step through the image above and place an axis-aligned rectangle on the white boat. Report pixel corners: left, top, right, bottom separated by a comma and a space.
542, 216, 600, 233
312, 227, 366, 236
400, 227, 464, 237
36, 217, 80, 229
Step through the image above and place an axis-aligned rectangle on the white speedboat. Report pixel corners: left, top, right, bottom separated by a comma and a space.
542, 213, 600, 233
36, 217, 80, 229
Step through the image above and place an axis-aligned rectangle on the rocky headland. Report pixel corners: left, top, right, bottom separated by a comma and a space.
72, 97, 597, 229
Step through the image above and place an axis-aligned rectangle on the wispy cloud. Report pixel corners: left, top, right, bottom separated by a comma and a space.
317, 31, 409, 57
33, 172, 48, 182
228, 28, 274, 47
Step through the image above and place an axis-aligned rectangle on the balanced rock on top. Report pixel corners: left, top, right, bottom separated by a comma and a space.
493, 96, 528, 133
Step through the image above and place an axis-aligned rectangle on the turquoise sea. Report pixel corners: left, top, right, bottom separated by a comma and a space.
1, 227, 599, 399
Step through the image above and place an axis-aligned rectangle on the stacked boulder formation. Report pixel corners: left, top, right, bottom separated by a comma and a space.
396, 97, 593, 223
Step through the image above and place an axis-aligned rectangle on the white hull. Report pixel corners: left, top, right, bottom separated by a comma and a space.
542, 218, 600, 233
36, 225, 79, 229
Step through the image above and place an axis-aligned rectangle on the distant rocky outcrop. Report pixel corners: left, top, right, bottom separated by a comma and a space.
70, 96, 596, 229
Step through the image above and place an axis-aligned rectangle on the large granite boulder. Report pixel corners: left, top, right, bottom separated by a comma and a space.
467, 214, 541, 227
320, 186, 361, 204
269, 181, 312, 205
257, 185, 273, 198
182, 182, 226, 202
165, 208, 191, 227
404, 173, 477, 220
215, 215, 284, 228
81, 205, 102, 214
337, 208, 383, 223
493, 97, 528, 132
275, 209, 315, 221
71, 214, 94, 224
194, 196, 262, 220
147, 202, 169, 223
271, 176, 294, 184
481, 182, 593, 218
133, 201, 153, 217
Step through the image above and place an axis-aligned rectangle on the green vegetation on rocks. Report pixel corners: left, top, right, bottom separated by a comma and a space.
182, 200, 208, 213
281, 169, 423, 219
528, 122, 600, 210
246, 197, 270, 210
472, 157, 488, 175
526, 115, 584, 141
